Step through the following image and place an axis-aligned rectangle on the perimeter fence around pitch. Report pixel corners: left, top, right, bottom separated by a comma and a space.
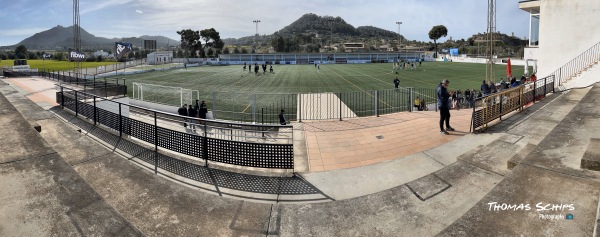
56, 85, 294, 170
130, 82, 474, 124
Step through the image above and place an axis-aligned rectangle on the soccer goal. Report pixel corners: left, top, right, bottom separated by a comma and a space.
132, 82, 196, 107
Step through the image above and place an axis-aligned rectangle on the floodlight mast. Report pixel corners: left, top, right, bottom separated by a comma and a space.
73, 0, 81, 75
253, 20, 260, 52
486, 0, 497, 83
396, 22, 402, 53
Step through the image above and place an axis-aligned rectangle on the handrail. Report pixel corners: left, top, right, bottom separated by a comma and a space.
470, 75, 555, 132
550, 41, 600, 87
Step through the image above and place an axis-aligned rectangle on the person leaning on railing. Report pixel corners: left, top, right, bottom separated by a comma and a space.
419, 98, 428, 111
414, 96, 421, 110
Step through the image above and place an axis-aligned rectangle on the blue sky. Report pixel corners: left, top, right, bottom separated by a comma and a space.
0, 0, 530, 46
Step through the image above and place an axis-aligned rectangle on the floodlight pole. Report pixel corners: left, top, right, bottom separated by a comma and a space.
396, 22, 402, 53
253, 20, 260, 51
328, 18, 336, 51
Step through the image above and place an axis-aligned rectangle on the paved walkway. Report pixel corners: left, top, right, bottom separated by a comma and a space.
4, 77, 58, 109
302, 110, 473, 171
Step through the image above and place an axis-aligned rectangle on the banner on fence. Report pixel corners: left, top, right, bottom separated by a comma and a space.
69, 50, 86, 62
115, 42, 133, 59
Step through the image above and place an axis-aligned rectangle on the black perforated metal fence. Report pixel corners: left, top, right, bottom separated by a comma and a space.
57, 85, 294, 170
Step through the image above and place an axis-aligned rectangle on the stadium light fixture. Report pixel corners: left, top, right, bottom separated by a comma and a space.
396, 22, 402, 52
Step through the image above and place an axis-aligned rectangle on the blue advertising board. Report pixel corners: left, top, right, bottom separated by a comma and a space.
449, 48, 459, 55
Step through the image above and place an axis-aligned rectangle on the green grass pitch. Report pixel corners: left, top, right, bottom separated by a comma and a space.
108, 62, 526, 122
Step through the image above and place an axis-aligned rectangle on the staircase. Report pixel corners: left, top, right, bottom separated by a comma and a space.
551, 41, 600, 90
439, 84, 600, 236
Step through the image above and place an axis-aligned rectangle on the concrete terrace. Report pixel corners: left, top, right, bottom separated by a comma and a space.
1, 76, 600, 236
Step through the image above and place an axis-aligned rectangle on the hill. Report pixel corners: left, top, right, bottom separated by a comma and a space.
4, 25, 178, 51
223, 13, 405, 47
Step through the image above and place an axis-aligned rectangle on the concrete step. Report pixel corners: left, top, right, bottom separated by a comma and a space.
457, 134, 528, 176
438, 164, 600, 236
582, 138, 600, 172
507, 143, 536, 170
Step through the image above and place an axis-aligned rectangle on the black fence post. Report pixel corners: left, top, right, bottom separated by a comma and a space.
298, 94, 302, 123
470, 102, 475, 133
552, 75, 555, 93
203, 123, 209, 167
75, 91, 78, 116
118, 103, 122, 137
93, 96, 97, 126
339, 92, 343, 121
499, 94, 503, 121
60, 87, 64, 108
543, 77, 547, 96
154, 111, 158, 174
408, 88, 412, 112
261, 108, 264, 124
375, 90, 379, 117
532, 80, 537, 103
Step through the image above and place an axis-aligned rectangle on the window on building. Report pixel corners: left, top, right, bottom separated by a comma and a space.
530, 13, 540, 46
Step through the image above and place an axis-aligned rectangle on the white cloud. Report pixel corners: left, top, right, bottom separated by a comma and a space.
80, 0, 137, 15
136, 10, 143, 14
49, 10, 56, 15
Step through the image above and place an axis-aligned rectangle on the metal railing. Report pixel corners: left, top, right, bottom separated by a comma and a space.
471, 75, 555, 132
132, 86, 458, 124
550, 41, 600, 87
57, 85, 294, 170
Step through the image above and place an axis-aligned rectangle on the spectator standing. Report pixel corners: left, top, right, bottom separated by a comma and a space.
393, 77, 400, 91
481, 80, 491, 96
437, 79, 455, 134
178, 104, 188, 127
279, 109, 287, 125
199, 101, 208, 119
489, 80, 497, 94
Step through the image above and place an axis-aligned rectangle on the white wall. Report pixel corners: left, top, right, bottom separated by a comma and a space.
537, 0, 600, 77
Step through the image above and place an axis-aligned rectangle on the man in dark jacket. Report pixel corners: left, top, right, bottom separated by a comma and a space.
279, 109, 287, 125
393, 77, 400, 91
437, 80, 454, 134
177, 104, 188, 127
481, 80, 491, 96
199, 101, 208, 119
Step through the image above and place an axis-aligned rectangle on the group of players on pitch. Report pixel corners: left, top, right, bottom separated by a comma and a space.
243, 62, 274, 75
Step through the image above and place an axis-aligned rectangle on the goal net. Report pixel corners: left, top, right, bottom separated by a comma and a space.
132, 82, 194, 107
